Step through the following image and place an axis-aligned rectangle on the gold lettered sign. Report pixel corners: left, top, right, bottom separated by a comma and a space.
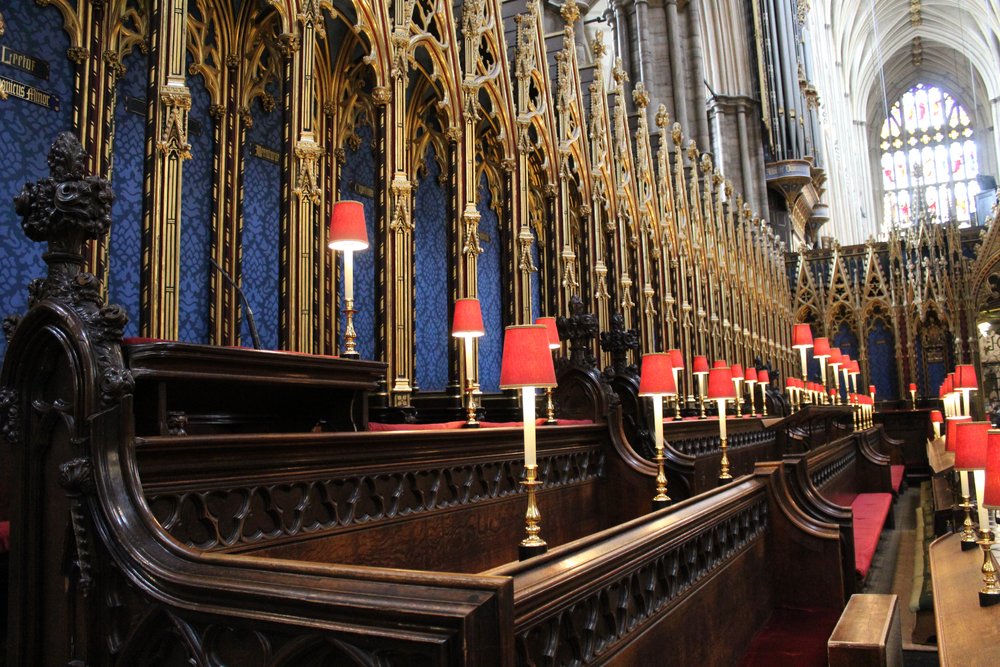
351, 181, 375, 198
0, 75, 59, 111
250, 143, 280, 164
1, 46, 50, 79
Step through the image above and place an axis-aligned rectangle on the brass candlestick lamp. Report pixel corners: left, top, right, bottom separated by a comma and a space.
640, 353, 677, 510
328, 201, 370, 359
452, 299, 485, 427
707, 363, 735, 481
535, 317, 562, 425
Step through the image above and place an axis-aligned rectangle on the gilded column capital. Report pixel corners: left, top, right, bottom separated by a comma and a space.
278, 33, 300, 58
67, 47, 90, 64
157, 88, 193, 160
372, 86, 391, 106
293, 141, 323, 203
446, 125, 464, 143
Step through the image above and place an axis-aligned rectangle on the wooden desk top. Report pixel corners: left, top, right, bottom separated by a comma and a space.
929, 533, 1000, 666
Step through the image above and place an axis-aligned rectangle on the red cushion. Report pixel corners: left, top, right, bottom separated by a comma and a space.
480, 418, 547, 428
890, 465, 904, 492
123, 337, 169, 345
739, 606, 840, 667
553, 418, 594, 425
368, 421, 466, 431
851, 493, 893, 578
0, 520, 9, 552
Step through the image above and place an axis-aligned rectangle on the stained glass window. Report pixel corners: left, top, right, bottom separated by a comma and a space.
879, 84, 980, 226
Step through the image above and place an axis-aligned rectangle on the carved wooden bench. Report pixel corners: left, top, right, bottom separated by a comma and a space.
828, 594, 903, 667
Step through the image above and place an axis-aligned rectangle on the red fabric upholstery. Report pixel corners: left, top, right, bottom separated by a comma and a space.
851, 493, 893, 579
123, 337, 169, 345
480, 418, 547, 428
0, 521, 9, 553
552, 418, 594, 425
368, 421, 465, 431
890, 465, 904, 493
738, 606, 840, 667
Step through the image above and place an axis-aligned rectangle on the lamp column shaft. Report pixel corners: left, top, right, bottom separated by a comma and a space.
959, 470, 977, 545
733, 380, 743, 418
831, 367, 840, 404
522, 387, 536, 467
698, 375, 706, 419
962, 389, 971, 417
343, 250, 358, 358
799, 347, 808, 382
463, 337, 479, 425
718, 398, 731, 480
819, 360, 827, 392
673, 369, 682, 420
760, 383, 768, 416
653, 398, 669, 505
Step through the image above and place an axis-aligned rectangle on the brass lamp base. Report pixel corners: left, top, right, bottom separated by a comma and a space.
544, 387, 557, 425
518, 468, 547, 560
652, 451, 671, 511
978, 530, 1000, 607
719, 435, 732, 482
463, 382, 480, 428
342, 304, 360, 359
960, 498, 978, 550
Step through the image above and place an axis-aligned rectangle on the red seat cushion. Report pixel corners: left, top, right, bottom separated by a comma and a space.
851, 493, 893, 578
890, 465, 904, 493
739, 606, 840, 667
368, 421, 465, 431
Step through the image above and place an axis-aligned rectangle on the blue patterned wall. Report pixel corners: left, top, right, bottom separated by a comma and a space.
108, 49, 146, 338
530, 228, 542, 321
867, 318, 899, 400
178, 66, 213, 343
476, 174, 501, 392
833, 322, 859, 400
241, 90, 282, 350
0, 3, 74, 360
337, 125, 376, 359
413, 151, 448, 391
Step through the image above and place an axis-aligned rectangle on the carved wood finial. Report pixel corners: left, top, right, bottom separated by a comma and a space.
600, 311, 639, 377
557, 295, 598, 370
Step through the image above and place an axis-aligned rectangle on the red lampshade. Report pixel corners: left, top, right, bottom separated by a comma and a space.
956, 364, 978, 390
499, 325, 557, 389
731, 363, 744, 380
945, 415, 972, 453
947, 372, 956, 391
713, 359, 728, 368
869, 384, 876, 395
813, 337, 831, 358
668, 348, 685, 370
534, 317, 560, 349
840, 355, 851, 370
328, 201, 369, 251
929, 410, 943, 424
452, 298, 485, 338
707, 367, 735, 399
639, 353, 677, 397
745, 368, 758, 383
692, 355, 710, 375
786, 376, 795, 389
954, 420, 990, 470
984, 432, 1000, 508
940, 377, 952, 397
908, 382, 917, 392
758, 370, 770, 384
792, 323, 814, 349
828, 348, 843, 367
828, 388, 836, 397
848, 360, 860, 375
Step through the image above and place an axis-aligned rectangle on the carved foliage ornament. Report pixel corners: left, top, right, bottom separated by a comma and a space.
157, 90, 193, 159
11, 133, 134, 406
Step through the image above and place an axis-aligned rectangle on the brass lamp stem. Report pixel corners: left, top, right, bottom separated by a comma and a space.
760, 383, 768, 416
343, 300, 359, 359
698, 375, 707, 419
545, 388, 557, 424
910, 389, 916, 410
652, 398, 670, 509
519, 465, 546, 559
719, 434, 731, 480
734, 380, 743, 418
960, 492, 978, 547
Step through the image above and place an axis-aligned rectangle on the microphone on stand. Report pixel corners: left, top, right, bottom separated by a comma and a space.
209, 256, 262, 350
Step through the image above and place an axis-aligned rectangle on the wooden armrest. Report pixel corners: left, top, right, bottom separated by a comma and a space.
828, 594, 902, 667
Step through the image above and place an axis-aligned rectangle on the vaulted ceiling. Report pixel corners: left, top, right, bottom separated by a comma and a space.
821, 0, 1000, 127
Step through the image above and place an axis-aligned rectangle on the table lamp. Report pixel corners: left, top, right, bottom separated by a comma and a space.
744, 367, 758, 416
757, 369, 770, 417
792, 323, 813, 383
813, 337, 831, 393
947, 414, 976, 548
956, 365, 978, 418
982, 431, 1000, 605
452, 298, 485, 427
639, 352, 677, 509
731, 363, 744, 417
500, 324, 557, 559
707, 364, 735, 481
535, 317, 561, 425
929, 410, 943, 440
908, 382, 917, 409
668, 349, 685, 420
693, 355, 710, 419
954, 421, 999, 604
329, 201, 369, 359
828, 348, 843, 404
